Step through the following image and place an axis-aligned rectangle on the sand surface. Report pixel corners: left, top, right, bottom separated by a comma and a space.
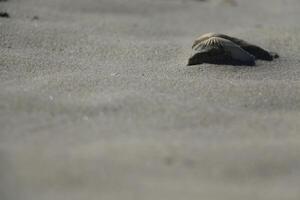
1, 0, 300, 199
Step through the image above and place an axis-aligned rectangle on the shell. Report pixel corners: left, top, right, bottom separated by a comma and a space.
193, 33, 278, 61
188, 36, 255, 66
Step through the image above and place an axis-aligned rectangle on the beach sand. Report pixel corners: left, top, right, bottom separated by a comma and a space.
1, 0, 300, 199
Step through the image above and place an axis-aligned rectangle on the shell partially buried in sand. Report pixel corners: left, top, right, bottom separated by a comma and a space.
188, 33, 279, 66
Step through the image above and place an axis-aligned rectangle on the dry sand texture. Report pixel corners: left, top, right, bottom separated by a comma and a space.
1, 0, 300, 200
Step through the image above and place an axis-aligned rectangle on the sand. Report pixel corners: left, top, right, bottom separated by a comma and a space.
1, 0, 300, 200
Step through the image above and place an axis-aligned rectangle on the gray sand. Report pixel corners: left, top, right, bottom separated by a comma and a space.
1, 0, 300, 199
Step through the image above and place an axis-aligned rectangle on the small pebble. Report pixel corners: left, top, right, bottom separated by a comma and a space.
0, 12, 10, 18
32, 16, 39, 20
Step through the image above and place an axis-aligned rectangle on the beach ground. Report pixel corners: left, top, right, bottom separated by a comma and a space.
1, 0, 300, 199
